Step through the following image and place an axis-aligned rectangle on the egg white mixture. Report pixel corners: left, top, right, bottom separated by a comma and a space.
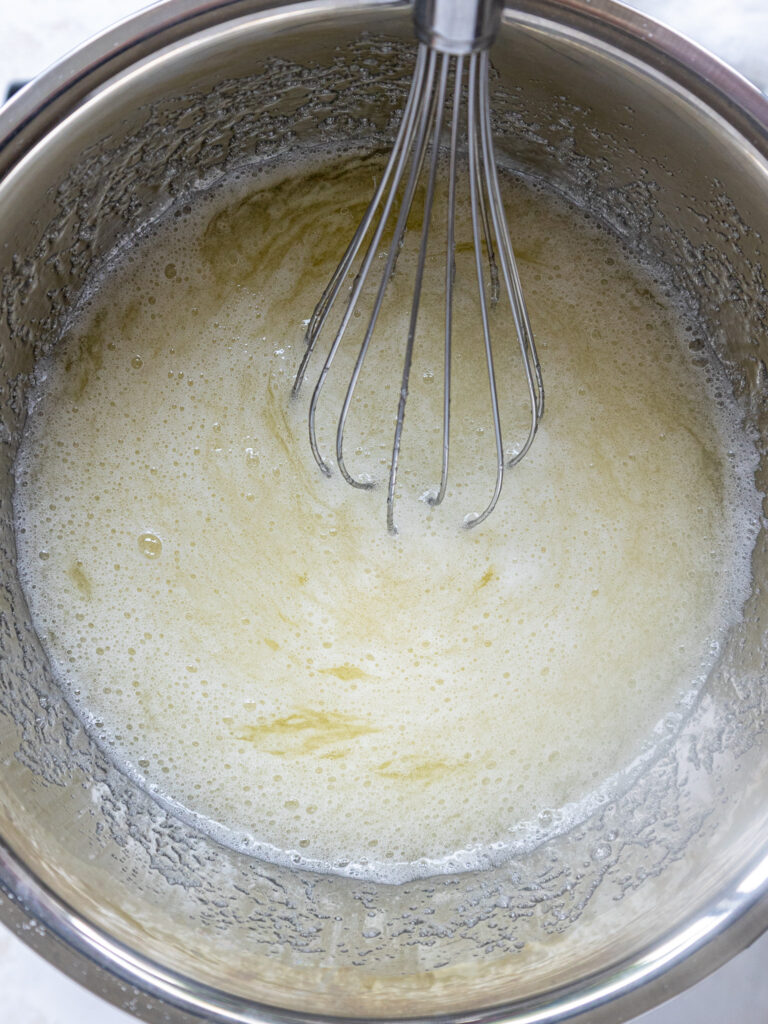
13, 154, 759, 880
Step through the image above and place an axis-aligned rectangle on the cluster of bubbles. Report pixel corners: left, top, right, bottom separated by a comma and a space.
12, 150, 761, 882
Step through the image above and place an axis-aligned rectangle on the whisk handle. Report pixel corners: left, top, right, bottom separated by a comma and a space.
413, 0, 502, 54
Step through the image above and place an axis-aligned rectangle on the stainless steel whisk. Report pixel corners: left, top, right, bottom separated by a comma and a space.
293, 0, 544, 533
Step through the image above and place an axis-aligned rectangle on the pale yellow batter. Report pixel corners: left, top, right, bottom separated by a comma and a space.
13, 154, 758, 880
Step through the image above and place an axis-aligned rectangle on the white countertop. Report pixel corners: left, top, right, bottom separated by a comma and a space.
2, 1, 768, 1021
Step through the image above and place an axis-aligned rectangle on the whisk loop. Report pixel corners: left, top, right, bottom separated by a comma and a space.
292, 0, 544, 533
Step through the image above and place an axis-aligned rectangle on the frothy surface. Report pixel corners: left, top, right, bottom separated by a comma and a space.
13, 154, 759, 881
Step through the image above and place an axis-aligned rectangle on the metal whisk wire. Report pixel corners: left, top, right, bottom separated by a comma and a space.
293, 0, 544, 533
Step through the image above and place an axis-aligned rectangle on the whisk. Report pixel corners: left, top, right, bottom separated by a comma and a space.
293, 0, 544, 533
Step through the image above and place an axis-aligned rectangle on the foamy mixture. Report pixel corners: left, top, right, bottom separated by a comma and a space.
13, 154, 759, 881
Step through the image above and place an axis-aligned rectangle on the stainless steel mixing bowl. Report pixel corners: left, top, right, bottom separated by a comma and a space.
1, 1, 768, 1021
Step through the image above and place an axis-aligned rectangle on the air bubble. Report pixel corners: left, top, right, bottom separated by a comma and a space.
138, 533, 162, 558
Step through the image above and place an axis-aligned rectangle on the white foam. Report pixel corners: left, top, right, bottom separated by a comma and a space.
13, 152, 761, 883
